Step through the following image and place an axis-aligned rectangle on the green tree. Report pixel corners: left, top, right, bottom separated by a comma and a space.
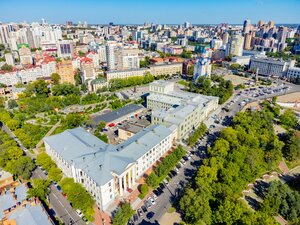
48, 167, 63, 182
112, 203, 134, 225
36, 152, 56, 171
11, 156, 35, 180
50, 73, 61, 85
279, 109, 298, 129
284, 131, 300, 161
138, 184, 149, 199
1, 64, 13, 72
27, 178, 50, 201
8, 99, 18, 109
63, 113, 86, 129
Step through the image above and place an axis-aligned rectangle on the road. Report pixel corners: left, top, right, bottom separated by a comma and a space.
32, 168, 85, 225
136, 81, 300, 224
1, 122, 85, 225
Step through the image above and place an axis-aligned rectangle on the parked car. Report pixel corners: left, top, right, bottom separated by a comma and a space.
76, 209, 83, 218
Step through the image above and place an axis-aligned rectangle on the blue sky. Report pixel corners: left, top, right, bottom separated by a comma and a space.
0, 0, 299, 24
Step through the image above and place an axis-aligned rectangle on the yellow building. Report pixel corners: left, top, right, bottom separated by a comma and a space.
149, 62, 183, 76
56, 60, 75, 84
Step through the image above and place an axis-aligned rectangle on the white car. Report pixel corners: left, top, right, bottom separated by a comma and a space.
150, 198, 156, 205
76, 209, 83, 218
152, 194, 158, 200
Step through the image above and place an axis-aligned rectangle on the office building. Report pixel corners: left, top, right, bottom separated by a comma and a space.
44, 125, 177, 210
226, 34, 244, 56
287, 67, 300, 80
222, 32, 229, 45
249, 57, 295, 77
147, 80, 218, 139
210, 39, 223, 50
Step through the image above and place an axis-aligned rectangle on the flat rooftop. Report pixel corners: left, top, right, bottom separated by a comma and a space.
92, 104, 143, 125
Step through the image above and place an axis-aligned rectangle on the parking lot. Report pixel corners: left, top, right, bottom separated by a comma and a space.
104, 109, 152, 145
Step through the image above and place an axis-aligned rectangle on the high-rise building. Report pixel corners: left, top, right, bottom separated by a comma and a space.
277, 26, 288, 44
105, 42, 123, 70
257, 20, 265, 28
57, 40, 74, 58
0, 24, 10, 45
184, 21, 191, 29
25, 28, 35, 49
268, 20, 275, 28
5, 53, 14, 66
222, 32, 229, 45
242, 19, 251, 34
210, 39, 223, 50
225, 34, 244, 56
244, 33, 252, 50
80, 58, 96, 82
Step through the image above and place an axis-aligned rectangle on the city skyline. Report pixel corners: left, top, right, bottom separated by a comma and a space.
1, 0, 300, 24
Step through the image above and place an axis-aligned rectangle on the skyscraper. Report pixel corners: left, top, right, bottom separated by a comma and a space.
268, 20, 275, 28
226, 34, 244, 56
277, 26, 288, 44
222, 32, 229, 45
105, 42, 123, 71
257, 20, 265, 28
242, 19, 251, 34
244, 33, 252, 50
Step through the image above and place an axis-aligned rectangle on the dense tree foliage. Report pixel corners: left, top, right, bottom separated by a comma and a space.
140, 56, 151, 68
187, 123, 207, 146
279, 109, 298, 129
283, 130, 300, 162
1, 64, 13, 72
51, 83, 80, 96
59, 178, 95, 221
0, 130, 35, 180
112, 202, 134, 225
146, 145, 185, 188
109, 74, 154, 91
260, 181, 300, 224
50, 73, 61, 85
36, 152, 63, 182
138, 184, 149, 199
179, 110, 282, 224
189, 75, 233, 104
27, 178, 50, 201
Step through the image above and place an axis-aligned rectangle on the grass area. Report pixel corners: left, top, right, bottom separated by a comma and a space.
177, 80, 189, 87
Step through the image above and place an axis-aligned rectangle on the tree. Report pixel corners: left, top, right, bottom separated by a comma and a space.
279, 109, 298, 129
48, 167, 63, 182
187, 64, 194, 76
1, 64, 13, 72
27, 178, 50, 201
59, 178, 95, 221
230, 63, 240, 70
50, 73, 61, 85
51, 83, 80, 96
63, 113, 85, 129
138, 184, 149, 199
112, 203, 134, 225
8, 99, 18, 109
36, 152, 55, 171
98, 121, 106, 130
140, 56, 151, 68
284, 131, 300, 161
12, 156, 35, 180
74, 69, 82, 86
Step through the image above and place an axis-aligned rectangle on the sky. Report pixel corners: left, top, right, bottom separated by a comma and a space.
0, 0, 300, 25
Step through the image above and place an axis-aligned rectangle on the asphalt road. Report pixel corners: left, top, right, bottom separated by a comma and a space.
135, 81, 300, 224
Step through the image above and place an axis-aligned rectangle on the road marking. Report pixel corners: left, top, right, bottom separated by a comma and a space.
52, 192, 77, 223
